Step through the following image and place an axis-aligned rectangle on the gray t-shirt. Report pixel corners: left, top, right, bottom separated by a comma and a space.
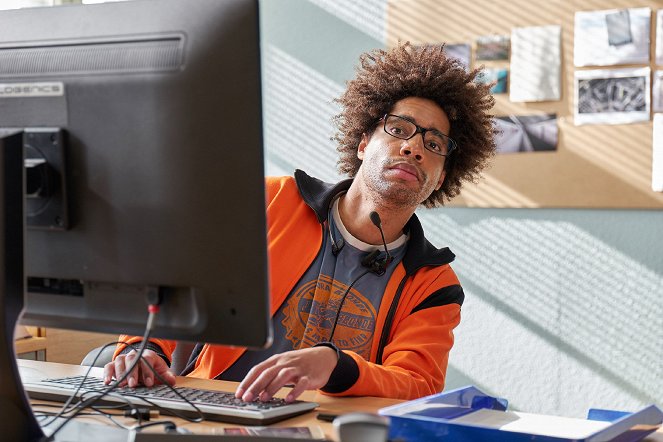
220, 197, 407, 381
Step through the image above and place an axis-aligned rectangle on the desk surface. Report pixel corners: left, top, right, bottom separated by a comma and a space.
18, 359, 399, 440
18, 360, 663, 441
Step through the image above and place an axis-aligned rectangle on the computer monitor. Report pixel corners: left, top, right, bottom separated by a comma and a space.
0, 0, 269, 439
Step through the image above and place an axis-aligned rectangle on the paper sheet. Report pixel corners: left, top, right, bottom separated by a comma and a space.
574, 7, 651, 67
654, 114, 663, 192
510, 25, 560, 102
452, 409, 611, 439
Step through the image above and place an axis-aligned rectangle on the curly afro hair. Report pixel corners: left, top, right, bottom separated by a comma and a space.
334, 42, 496, 208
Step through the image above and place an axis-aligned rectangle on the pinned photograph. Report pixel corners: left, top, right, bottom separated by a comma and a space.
510, 25, 561, 102
493, 114, 558, 154
575, 67, 650, 125
654, 71, 663, 113
574, 7, 650, 67
605, 9, 632, 46
476, 35, 509, 61
444, 43, 471, 71
476, 68, 508, 94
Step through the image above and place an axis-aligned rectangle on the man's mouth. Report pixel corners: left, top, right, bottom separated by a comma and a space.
388, 163, 421, 182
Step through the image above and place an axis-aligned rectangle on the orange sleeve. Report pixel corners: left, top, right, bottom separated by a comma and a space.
323, 303, 460, 400
112, 335, 177, 363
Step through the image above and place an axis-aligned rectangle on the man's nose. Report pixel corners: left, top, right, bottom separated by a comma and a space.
399, 134, 425, 161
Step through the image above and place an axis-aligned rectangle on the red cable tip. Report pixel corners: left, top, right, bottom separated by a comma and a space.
148, 304, 160, 314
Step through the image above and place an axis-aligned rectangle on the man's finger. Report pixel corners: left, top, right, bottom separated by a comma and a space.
285, 377, 309, 403
124, 351, 141, 387
236, 358, 276, 400
158, 367, 177, 385
258, 367, 298, 402
140, 357, 153, 387
103, 362, 115, 384
240, 365, 281, 402
114, 356, 128, 386
159, 371, 176, 386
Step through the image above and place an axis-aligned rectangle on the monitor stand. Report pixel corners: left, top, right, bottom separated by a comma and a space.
0, 130, 44, 441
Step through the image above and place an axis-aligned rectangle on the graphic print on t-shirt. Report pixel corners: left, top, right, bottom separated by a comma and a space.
281, 274, 377, 360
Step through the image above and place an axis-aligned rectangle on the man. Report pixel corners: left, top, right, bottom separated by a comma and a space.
105, 43, 496, 403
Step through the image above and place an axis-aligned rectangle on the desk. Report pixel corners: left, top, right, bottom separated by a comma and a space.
18, 359, 399, 440
17, 360, 663, 441
15, 327, 47, 361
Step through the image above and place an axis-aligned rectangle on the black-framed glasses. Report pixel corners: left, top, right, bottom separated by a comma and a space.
380, 114, 457, 157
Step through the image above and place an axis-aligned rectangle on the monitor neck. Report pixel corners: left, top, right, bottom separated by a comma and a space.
0, 130, 44, 441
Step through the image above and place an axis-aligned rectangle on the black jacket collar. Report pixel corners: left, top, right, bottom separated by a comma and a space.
293, 169, 455, 273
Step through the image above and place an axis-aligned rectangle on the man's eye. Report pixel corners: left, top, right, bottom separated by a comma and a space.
427, 141, 441, 151
389, 126, 404, 135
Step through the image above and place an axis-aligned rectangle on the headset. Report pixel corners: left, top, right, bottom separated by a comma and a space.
329, 210, 392, 275
327, 210, 393, 342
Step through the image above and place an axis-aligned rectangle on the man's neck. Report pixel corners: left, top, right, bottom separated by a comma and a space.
338, 185, 416, 245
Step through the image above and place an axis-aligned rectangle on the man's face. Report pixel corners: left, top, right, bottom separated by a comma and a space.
357, 97, 450, 207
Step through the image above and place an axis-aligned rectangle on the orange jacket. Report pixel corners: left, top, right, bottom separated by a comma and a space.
116, 170, 464, 400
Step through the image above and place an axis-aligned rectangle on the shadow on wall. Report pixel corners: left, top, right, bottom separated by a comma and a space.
259, 0, 384, 181
420, 208, 663, 416
262, 45, 343, 182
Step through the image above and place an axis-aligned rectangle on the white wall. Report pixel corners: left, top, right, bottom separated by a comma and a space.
261, 0, 663, 417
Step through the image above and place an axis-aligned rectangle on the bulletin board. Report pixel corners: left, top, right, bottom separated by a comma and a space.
386, 0, 663, 208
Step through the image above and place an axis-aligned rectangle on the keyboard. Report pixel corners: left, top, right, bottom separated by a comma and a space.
23, 375, 318, 426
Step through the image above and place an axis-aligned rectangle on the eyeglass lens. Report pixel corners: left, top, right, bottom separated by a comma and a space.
384, 115, 453, 156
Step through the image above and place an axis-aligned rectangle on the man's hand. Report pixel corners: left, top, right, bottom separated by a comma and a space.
103, 349, 176, 388
235, 346, 338, 403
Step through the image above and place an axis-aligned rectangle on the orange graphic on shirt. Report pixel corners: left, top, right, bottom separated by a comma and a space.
281, 274, 376, 360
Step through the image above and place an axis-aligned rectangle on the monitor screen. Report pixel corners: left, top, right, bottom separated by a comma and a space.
1, 1, 269, 438
1, 0, 271, 348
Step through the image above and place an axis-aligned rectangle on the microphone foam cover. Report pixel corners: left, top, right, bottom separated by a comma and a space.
369, 211, 381, 227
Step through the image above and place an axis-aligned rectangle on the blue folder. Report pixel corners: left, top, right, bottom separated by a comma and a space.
379, 386, 663, 442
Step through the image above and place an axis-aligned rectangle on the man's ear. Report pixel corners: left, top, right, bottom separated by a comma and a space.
357, 133, 369, 160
